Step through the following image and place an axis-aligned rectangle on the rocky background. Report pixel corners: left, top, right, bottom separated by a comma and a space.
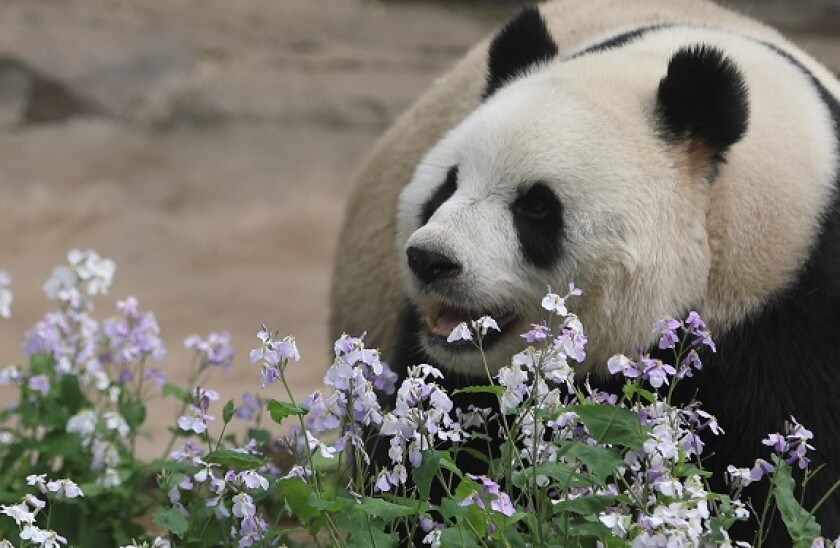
0, 0, 837, 454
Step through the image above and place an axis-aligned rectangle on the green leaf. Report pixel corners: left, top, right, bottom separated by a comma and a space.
452, 385, 504, 396
439, 526, 481, 547
278, 477, 320, 521
266, 399, 307, 424
574, 404, 645, 450
120, 400, 146, 430
551, 494, 622, 516
772, 458, 821, 546
162, 382, 191, 403
356, 497, 419, 522
560, 441, 624, 485
39, 431, 83, 459
247, 428, 271, 446
346, 522, 398, 548
412, 450, 442, 501
153, 507, 189, 537
222, 399, 235, 424
622, 382, 655, 404
513, 462, 591, 490
204, 449, 264, 470
563, 516, 612, 539
29, 353, 55, 374
58, 374, 84, 413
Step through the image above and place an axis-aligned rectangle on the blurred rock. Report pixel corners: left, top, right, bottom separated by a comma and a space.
0, 57, 99, 128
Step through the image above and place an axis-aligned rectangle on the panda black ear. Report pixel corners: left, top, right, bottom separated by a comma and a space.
484, 7, 558, 99
657, 45, 749, 160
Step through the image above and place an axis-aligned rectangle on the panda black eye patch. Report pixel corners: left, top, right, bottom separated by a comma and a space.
420, 166, 458, 225
512, 182, 563, 268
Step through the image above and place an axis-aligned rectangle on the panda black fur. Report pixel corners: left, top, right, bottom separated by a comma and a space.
335, 2, 840, 542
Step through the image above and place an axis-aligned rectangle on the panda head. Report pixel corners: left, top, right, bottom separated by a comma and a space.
396, 8, 749, 378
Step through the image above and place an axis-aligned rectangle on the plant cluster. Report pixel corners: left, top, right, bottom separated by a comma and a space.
0, 252, 836, 547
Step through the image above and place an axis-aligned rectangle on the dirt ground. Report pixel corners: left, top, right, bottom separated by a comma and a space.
0, 0, 837, 457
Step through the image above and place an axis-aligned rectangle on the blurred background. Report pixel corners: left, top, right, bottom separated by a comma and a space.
0, 0, 837, 454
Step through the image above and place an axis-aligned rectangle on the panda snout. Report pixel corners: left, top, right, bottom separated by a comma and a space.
406, 246, 462, 285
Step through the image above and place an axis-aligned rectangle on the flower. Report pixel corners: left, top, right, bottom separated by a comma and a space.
178, 405, 213, 434
541, 291, 568, 316
472, 316, 500, 337
231, 493, 256, 519
235, 392, 261, 421
185, 331, 235, 372
653, 317, 681, 350
0, 271, 12, 319
45, 478, 84, 499
20, 525, 67, 547
607, 354, 639, 378
239, 470, 269, 491
1, 502, 35, 525
446, 322, 472, 343
27, 375, 50, 397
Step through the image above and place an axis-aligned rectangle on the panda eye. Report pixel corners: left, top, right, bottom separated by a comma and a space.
513, 184, 556, 221
515, 199, 549, 220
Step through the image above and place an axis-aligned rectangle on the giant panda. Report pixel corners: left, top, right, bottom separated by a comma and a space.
330, 0, 840, 541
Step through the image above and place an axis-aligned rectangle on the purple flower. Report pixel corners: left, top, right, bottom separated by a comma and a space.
685, 311, 716, 352
239, 470, 269, 491
172, 439, 204, 463
653, 317, 681, 350
762, 433, 788, 453
750, 458, 775, 481
178, 405, 213, 434
640, 356, 676, 388
185, 331, 235, 373
102, 298, 166, 364
521, 322, 550, 343
607, 355, 639, 379
490, 492, 515, 517
231, 493, 256, 519
144, 368, 167, 389
195, 387, 220, 411
28, 375, 50, 397
235, 393, 260, 421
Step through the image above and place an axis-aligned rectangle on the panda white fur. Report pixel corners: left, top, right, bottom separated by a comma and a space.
331, 0, 840, 540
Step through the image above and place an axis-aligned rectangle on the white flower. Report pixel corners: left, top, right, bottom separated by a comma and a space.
23, 495, 45, 511
446, 322, 472, 343
20, 525, 67, 547
305, 430, 337, 459
599, 511, 631, 537
152, 537, 171, 548
69, 249, 115, 296
471, 316, 500, 336
0, 270, 12, 319
26, 474, 48, 493
0, 365, 21, 386
541, 291, 567, 316
231, 493, 256, 519
1, 502, 35, 525
102, 412, 130, 438
46, 478, 84, 499
422, 529, 442, 548
66, 410, 98, 444
727, 465, 753, 489
239, 470, 269, 491
98, 468, 122, 488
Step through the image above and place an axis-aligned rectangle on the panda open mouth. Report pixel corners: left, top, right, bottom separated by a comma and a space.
421, 304, 518, 350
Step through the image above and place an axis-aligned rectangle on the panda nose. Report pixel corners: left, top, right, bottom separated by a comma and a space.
406, 246, 462, 285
